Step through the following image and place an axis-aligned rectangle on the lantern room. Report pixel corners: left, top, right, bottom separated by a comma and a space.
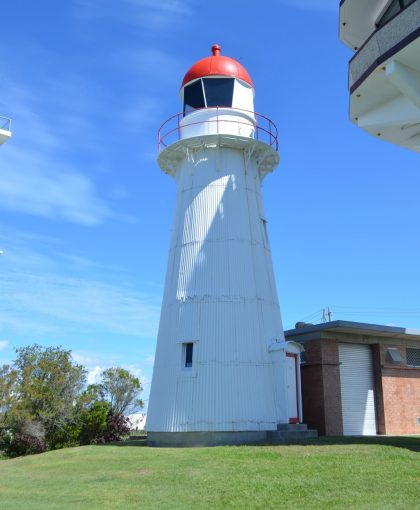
178, 45, 256, 140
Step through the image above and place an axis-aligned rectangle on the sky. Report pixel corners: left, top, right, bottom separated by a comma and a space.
1, 0, 419, 409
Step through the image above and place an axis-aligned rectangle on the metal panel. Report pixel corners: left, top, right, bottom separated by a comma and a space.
339, 343, 377, 436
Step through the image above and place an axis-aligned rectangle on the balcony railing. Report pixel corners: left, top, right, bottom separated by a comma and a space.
0, 116, 12, 132
349, 0, 420, 92
158, 107, 278, 153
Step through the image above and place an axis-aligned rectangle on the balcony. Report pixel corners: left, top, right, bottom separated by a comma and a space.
349, 0, 420, 92
0, 115, 12, 145
157, 108, 279, 178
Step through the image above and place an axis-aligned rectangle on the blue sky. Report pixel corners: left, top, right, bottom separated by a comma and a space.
1, 0, 419, 407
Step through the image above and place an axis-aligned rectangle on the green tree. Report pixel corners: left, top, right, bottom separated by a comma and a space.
99, 368, 144, 415
0, 364, 17, 425
78, 400, 111, 445
1, 345, 87, 452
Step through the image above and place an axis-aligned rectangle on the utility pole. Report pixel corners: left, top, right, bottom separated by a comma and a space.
322, 307, 333, 323
327, 306, 332, 322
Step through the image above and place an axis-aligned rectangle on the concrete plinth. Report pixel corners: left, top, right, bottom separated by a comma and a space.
147, 431, 268, 447
147, 425, 317, 447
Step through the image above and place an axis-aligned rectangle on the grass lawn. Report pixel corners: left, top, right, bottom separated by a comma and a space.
0, 436, 419, 509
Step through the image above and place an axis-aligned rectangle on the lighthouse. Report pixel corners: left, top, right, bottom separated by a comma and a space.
147, 45, 306, 446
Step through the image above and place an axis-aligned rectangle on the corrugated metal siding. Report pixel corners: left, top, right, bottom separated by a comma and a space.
147, 145, 286, 432
339, 343, 377, 436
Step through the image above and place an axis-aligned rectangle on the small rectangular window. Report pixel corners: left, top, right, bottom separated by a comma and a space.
184, 342, 193, 368
406, 347, 420, 367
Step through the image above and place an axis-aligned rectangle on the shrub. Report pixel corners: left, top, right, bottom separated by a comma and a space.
79, 401, 110, 445
104, 413, 131, 442
2, 421, 46, 457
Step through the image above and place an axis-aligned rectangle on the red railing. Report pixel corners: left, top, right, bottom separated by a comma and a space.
158, 107, 278, 153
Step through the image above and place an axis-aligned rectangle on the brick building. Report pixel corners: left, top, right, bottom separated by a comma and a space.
285, 321, 420, 436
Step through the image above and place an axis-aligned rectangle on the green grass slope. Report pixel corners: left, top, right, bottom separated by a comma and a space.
0, 437, 419, 509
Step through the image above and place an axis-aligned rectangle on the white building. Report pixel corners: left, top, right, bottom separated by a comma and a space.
147, 46, 313, 446
340, 0, 420, 152
128, 413, 147, 432
0, 115, 12, 145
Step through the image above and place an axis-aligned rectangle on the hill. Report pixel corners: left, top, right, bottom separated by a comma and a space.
0, 437, 419, 509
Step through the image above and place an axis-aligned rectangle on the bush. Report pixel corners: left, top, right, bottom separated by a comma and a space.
79, 401, 110, 445
2, 421, 46, 457
104, 413, 131, 442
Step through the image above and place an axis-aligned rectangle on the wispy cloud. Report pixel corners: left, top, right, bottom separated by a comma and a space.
0, 340, 9, 352
0, 229, 161, 339
277, 0, 337, 12
75, 0, 193, 30
0, 56, 114, 225
0, 145, 111, 225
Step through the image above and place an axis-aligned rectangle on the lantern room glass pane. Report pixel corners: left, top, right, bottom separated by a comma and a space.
203, 78, 234, 108
184, 80, 205, 114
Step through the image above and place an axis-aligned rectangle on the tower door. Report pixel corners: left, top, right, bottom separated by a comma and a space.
339, 343, 377, 435
286, 353, 299, 424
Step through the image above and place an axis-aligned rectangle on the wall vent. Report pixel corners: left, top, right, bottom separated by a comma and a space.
407, 347, 420, 367
416, 417, 420, 426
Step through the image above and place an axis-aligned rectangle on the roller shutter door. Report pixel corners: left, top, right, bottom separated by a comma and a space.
339, 343, 377, 435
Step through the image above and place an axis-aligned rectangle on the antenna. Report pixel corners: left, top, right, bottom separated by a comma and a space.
322, 307, 333, 323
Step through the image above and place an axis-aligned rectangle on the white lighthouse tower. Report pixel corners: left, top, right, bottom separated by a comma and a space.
147, 45, 306, 446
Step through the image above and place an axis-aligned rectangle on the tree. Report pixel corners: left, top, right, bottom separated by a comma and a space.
0, 364, 17, 424
99, 368, 144, 415
78, 400, 110, 445
0, 345, 87, 453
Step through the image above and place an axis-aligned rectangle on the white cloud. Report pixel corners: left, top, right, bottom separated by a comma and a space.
0, 340, 9, 351
144, 355, 155, 366
74, 355, 150, 389
87, 366, 102, 384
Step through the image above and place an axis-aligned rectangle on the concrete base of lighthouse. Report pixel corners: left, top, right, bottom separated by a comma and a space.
147, 424, 318, 447
147, 430, 268, 447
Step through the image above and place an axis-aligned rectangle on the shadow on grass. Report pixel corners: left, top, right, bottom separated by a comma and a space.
100, 435, 420, 453
102, 438, 147, 447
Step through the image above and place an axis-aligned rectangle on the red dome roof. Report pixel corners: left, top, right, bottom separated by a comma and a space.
181, 45, 254, 88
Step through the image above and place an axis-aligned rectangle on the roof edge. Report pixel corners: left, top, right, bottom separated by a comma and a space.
285, 320, 420, 339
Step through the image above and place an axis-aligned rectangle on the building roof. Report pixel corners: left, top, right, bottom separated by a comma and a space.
181, 44, 254, 88
285, 320, 420, 341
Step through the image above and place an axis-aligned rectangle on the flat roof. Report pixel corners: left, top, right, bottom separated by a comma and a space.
285, 320, 420, 341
